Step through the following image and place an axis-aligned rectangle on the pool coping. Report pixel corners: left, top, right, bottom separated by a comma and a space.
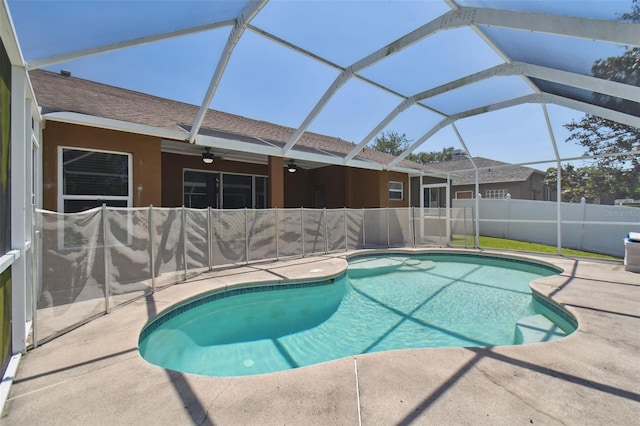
2, 248, 639, 425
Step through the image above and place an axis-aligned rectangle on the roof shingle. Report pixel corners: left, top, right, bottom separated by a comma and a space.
30, 70, 435, 172
428, 157, 542, 185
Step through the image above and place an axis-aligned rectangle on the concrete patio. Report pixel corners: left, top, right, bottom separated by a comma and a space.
1, 250, 639, 425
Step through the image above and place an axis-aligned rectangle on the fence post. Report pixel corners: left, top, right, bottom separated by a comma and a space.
301, 207, 305, 257
463, 206, 468, 248
324, 208, 329, 254
471, 205, 476, 247
412, 206, 416, 248
245, 208, 249, 264
149, 205, 155, 293
32, 208, 39, 348
102, 204, 110, 314
504, 194, 511, 238
182, 206, 188, 280
386, 207, 390, 248
438, 206, 443, 247
275, 207, 279, 260
207, 207, 213, 271
579, 197, 586, 251
362, 208, 366, 249
343, 207, 348, 252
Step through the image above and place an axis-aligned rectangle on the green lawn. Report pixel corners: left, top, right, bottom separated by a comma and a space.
450, 234, 621, 260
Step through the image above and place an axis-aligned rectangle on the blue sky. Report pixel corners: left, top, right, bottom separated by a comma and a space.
8, 0, 634, 169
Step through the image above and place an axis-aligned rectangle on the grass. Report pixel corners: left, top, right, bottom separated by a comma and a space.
450, 234, 621, 260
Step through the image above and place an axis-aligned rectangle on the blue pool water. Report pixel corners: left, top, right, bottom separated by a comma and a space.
138, 253, 571, 376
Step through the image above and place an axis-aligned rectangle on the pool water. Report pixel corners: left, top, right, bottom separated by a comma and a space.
139, 254, 569, 377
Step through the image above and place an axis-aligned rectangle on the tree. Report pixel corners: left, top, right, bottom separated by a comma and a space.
370, 130, 455, 164
410, 147, 454, 164
370, 130, 409, 156
544, 164, 619, 203
560, 0, 640, 201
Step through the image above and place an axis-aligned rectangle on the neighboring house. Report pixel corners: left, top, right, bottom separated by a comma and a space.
428, 157, 549, 201
30, 70, 445, 213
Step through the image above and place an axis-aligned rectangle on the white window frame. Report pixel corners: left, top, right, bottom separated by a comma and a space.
388, 181, 403, 201
485, 189, 509, 199
58, 146, 132, 212
57, 147, 133, 250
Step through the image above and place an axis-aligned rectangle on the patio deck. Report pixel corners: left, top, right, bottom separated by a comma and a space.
1, 250, 638, 425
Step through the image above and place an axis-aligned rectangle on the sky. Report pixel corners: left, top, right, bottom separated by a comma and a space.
7, 0, 635, 170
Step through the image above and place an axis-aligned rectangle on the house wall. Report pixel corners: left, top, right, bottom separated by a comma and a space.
452, 175, 547, 200
283, 166, 409, 209
383, 171, 409, 208
345, 169, 410, 208
161, 151, 268, 207
528, 173, 546, 200
42, 121, 162, 211
268, 156, 284, 208
43, 122, 418, 211
308, 166, 346, 208
346, 168, 382, 208
284, 167, 308, 208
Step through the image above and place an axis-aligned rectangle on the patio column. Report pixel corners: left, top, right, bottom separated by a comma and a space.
268, 156, 284, 208
10, 66, 28, 354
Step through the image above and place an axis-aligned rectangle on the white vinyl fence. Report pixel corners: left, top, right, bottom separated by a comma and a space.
33, 206, 452, 346
453, 198, 639, 257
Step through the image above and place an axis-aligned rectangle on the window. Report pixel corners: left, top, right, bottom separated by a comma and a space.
184, 170, 219, 208
183, 170, 267, 209
223, 174, 252, 209
255, 176, 267, 209
59, 147, 131, 213
388, 181, 403, 201
485, 189, 508, 199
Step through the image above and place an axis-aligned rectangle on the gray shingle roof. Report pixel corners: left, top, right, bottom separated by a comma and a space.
30, 70, 437, 173
428, 157, 542, 185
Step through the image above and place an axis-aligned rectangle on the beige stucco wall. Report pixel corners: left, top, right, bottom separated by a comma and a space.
42, 121, 162, 211
43, 122, 420, 211
452, 174, 547, 200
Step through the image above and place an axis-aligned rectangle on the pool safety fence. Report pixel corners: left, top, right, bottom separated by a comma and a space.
32, 206, 471, 346
31, 200, 636, 347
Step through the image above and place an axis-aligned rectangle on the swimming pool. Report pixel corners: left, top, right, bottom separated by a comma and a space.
138, 253, 576, 376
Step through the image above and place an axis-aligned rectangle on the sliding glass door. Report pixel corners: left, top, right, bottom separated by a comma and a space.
183, 170, 267, 209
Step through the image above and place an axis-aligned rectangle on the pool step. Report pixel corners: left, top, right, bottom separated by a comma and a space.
347, 257, 406, 278
347, 257, 436, 278
515, 314, 568, 344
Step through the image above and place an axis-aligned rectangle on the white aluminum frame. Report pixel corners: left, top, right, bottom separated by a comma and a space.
1, 4, 639, 402
18, 2, 638, 172
189, 0, 268, 143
